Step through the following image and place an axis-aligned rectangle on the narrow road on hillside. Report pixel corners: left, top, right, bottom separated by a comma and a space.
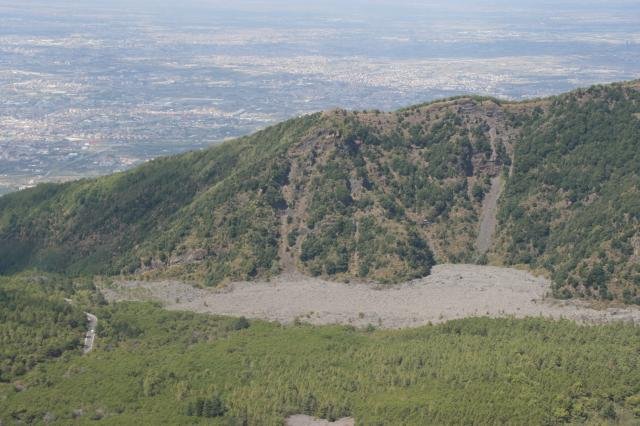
476, 176, 502, 254
83, 313, 97, 354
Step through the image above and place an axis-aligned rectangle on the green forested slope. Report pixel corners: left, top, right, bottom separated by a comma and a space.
0, 81, 639, 300
494, 83, 640, 301
0, 115, 321, 282
0, 98, 509, 285
0, 274, 89, 382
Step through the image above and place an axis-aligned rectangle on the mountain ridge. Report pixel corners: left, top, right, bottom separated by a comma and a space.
0, 80, 639, 302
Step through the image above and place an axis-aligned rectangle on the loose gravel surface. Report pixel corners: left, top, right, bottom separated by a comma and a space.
285, 415, 355, 426
102, 264, 640, 329
476, 176, 502, 254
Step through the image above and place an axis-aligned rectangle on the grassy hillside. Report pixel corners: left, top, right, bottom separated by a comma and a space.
0, 81, 638, 300
1, 282, 640, 425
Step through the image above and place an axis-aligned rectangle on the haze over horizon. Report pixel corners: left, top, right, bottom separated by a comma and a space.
1, 0, 639, 193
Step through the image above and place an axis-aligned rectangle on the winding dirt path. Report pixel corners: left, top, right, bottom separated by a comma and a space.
102, 264, 640, 329
83, 313, 97, 354
64, 298, 98, 354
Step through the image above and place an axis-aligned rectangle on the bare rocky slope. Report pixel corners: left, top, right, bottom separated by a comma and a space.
0, 81, 639, 301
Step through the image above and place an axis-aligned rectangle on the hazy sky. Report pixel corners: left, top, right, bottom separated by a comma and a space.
10, 0, 640, 17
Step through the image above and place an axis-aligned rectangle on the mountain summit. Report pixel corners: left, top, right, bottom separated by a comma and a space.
1, 81, 639, 302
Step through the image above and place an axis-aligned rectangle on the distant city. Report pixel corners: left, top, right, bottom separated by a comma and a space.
1, 0, 639, 194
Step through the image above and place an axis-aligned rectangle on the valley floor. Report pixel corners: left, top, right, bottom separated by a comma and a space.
103, 264, 640, 328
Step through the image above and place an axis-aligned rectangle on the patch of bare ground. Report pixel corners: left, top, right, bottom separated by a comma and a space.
285, 415, 354, 426
102, 264, 640, 329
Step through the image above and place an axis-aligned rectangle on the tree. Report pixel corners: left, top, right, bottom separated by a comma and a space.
472, 183, 485, 202
496, 142, 511, 166
230, 316, 250, 331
